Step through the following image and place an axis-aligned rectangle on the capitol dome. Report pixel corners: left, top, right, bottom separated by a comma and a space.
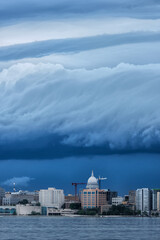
86, 170, 99, 189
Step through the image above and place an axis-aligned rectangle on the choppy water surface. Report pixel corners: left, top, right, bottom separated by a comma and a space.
0, 216, 160, 240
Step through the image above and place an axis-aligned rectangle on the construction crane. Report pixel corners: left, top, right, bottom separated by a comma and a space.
98, 177, 107, 189
72, 183, 86, 201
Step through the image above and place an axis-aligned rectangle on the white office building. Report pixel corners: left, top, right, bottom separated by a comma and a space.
112, 196, 123, 206
136, 188, 151, 213
157, 192, 160, 211
39, 188, 64, 209
16, 205, 41, 216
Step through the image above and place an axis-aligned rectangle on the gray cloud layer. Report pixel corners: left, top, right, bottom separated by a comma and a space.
2, 176, 34, 187
1, 0, 160, 25
1, 32, 160, 61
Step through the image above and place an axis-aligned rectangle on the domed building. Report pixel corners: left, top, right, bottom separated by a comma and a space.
81, 171, 107, 209
86, 171, 99, 189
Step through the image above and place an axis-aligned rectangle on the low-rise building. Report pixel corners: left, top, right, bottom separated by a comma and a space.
64, 194, 80, 208
100, 204, 112, 214
16, 204, 41, 216
41, 207, 76, 216
0, 206, 16, 215
2, 191, 39, 206
112, 196, 123, 206
45, 207, 61, 216
60, 208, 77, 216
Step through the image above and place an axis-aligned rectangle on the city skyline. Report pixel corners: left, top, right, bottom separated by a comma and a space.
1, 169, 160, 220
1, 155, 160, 196
1, 171, 160, 217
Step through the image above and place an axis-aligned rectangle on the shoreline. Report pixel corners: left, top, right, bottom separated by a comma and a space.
0, 214, 159, 218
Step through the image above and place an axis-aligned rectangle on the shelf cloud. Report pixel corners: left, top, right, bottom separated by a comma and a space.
0, 0, 160, 159
0, 62, 160, 157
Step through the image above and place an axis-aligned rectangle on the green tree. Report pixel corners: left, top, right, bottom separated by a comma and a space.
18, 199, 29, 205
31, 211, 40, 215
77, 208, 99, 215
70, 203, 81, 210
106, 205, 135, 215
155, 212, 159, 217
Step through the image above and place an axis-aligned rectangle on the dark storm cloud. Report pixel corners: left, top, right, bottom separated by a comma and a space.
0, 0, 160, 26
0, 62, 160, 159
0, 0, 160, 159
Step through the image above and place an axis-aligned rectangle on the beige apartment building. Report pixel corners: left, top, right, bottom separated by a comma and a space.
81, 171, 107, 209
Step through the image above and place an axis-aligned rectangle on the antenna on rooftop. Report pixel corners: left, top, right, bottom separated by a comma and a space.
13, 182, 16, 192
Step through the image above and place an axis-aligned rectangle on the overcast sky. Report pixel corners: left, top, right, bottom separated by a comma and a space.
0, 0, 160, 194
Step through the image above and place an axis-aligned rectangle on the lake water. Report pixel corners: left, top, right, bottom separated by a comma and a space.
0, 216, 160, 240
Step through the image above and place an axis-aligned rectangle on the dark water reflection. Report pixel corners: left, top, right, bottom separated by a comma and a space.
0, 216, 160, 240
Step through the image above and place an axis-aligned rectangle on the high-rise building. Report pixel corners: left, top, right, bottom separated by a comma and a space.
157, 192, 160, 211
151, 189, 160, 211
39, 188, 64, 209
129, 190, 136, 205
0, 187, 5, 205
105, 190, 118, 204
81, 171, 107, 209
136, 188, 151, 213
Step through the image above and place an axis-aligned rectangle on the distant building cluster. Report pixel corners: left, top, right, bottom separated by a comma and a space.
0, 172, 160, 216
